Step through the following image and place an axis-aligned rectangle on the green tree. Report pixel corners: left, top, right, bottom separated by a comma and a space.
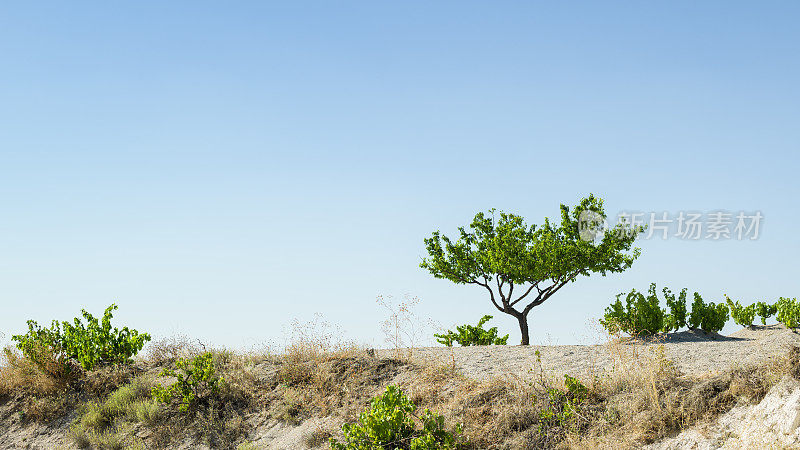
420, 195, 643, 345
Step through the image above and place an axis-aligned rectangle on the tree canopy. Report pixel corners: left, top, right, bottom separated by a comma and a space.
420, 194, 643, 344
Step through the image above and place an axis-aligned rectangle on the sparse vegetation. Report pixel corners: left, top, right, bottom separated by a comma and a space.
4, 302, 800, 449
70, 378, 153, 448
3, 325, 800, 449
435, 315, 509, 347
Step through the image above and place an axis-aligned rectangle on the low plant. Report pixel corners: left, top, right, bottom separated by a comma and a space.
600, 284, 664, 335
435, 315, 509, 347
11, 304, 151, 371
329, 385, 464, 449
726, 295, 757, 328
688, 293, 729, 333
538, 374, 588, 431
152, 352, 224, 412
662, 287, 688, 332
755, 301, 778, 325
776, 297, 800, 331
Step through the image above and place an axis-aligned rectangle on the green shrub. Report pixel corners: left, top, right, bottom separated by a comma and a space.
434, 315, 509, 347
11, 304, 151, 371
662, 287, 688, 332
329, 385, 464, 449
726, 295, 757, 328
601, 285, 731, 335
152, 352, 224, 412
688, 293, 729, 333
776, 297, 800, 331
600, 284, 664, 335
755, 301, 778, 325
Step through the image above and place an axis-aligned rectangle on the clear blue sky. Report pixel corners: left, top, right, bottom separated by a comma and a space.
1, 2, 798, 349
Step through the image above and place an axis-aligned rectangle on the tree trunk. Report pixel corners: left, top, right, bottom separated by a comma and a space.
517, 314, 530, 345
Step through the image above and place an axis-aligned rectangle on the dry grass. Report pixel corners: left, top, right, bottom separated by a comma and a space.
270, 342, 408, 421
4, 322, 800, 449
69, 378, 153, 448
0, 344, 141, 422
140, 348, 258, 449
0, 345, 76, 398
349, 339, 800, 449
145, 335, 203, 366
561, 338, 791, 449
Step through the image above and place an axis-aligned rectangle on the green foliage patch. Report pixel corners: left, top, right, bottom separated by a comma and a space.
662, 287, 688, 332
152, 352, 224, 412
687, 293, 729, 333
601, 285, 731, 335
434, 315, 509, 347
12, 304, 151, 371
538, 374, 588, 432
755, 301, 778, 325
725, 295, 756, 328
600, 283, 665, 335
329, 385, 464, 449
776, 297, 800, 331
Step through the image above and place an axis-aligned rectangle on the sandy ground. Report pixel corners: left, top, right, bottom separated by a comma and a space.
378, 324, 800, 381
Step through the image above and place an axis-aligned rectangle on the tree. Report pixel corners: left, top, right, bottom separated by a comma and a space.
420, 195, 643, 345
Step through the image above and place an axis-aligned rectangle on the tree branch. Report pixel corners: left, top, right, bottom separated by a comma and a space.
509, 283, 539, 307
496, 275, 509, 306
523, 271, 584, 315
470, 279, 504, 313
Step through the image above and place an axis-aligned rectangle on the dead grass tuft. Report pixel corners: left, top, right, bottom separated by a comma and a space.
271, 343, 407, 422
145, 335, 202, 366
0, 345, 76, 397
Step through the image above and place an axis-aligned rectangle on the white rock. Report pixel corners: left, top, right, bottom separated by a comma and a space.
649, 376, 800, 449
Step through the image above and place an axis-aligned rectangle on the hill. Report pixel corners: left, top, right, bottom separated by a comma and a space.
2, 326, 800, 449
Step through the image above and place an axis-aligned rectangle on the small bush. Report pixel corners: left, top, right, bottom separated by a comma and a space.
776, 297, 800, 331
688, 293, 729, 333
435, 315, 509, 347
11, 304, 151, 371
152, 352, 224, 412
600, 284, 665, 335
329, 385, 464, 449
662, 287, 688, 332
755, 301, 778, 325
726, 295, 756, 328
